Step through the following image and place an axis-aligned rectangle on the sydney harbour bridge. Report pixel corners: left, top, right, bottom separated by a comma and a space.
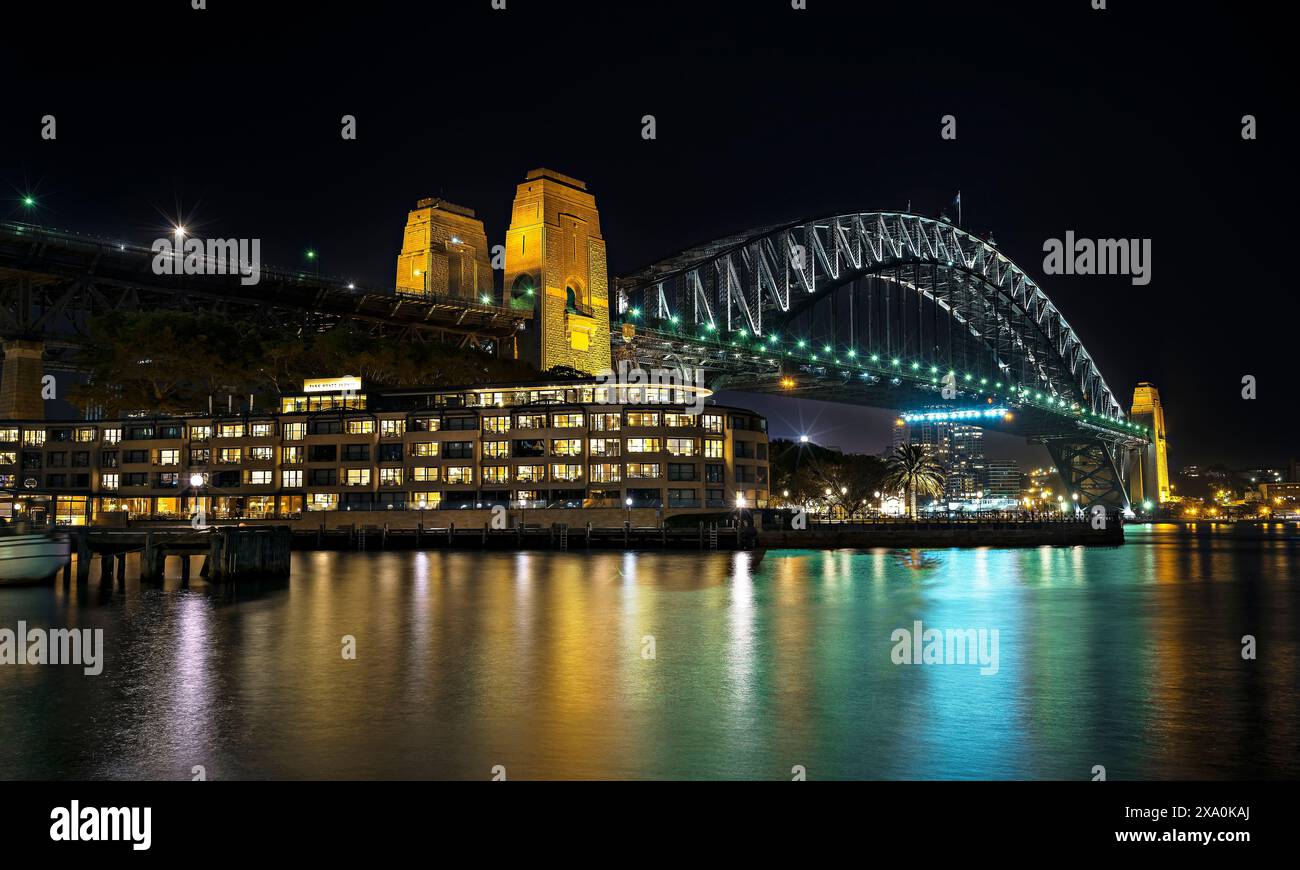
0, 201, 1152, 513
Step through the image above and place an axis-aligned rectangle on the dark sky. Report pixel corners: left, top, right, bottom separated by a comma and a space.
4, 0, 1293, 469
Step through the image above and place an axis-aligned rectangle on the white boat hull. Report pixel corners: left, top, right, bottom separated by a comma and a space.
0, 534, 71, 585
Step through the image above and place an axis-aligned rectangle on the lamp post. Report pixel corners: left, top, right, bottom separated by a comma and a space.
625, 496, 632, 525
188, 472, 207, 529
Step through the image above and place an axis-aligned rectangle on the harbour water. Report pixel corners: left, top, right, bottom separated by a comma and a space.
1, 524, 1296, 780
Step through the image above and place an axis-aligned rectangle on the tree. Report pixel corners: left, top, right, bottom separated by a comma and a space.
769, 439, 885, 519
69, 310, 539, 416
881, 443, 946, 518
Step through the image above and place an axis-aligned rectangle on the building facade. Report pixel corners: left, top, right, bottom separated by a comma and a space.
394, 198, 495, 300
946, 424, 985, 499
503, 168, 612, 374
984, 459, 1021, 499
0, 379, 769, 526
1129, 381, 1170, 504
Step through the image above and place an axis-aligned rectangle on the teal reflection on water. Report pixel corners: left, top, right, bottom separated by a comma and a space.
0, 524, 1295, 779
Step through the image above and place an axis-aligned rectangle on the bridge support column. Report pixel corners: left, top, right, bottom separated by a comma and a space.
1044, 436, 1132, 515
0, 338, 46, 419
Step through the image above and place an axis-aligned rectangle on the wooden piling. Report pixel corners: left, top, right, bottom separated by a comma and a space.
75, 528, 92, 585
209, 532, 225, 582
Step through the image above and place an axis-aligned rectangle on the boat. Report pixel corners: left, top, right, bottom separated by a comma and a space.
0, 524, 71, 586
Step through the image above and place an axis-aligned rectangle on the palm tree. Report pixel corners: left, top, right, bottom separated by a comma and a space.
881, 443, 946, 518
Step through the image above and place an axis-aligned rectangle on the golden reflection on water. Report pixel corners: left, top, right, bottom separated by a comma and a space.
1, 525, 1297, 780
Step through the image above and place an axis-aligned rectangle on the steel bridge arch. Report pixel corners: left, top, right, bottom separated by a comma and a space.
617, 211, 1124, 421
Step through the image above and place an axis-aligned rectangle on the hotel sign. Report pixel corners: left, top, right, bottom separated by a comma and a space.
303, 376, 362, 393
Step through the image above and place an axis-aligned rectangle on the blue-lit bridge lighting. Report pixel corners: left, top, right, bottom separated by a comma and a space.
902, 408, 1009, 423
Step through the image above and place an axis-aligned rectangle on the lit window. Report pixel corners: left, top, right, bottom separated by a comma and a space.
482, 466, 509, 484
307, 493, 338, 511
346, 419, 375, 434
666, 438, 695, 457
101, 473, 119, 491
551, 439, 582, 456
282, 470, 303, 488
627, 438, 661, 453
515, 465, 545, 483
589, 438, 620, 457
445, 466, 473, 485
590, 463, 621, 483
626, 412, 660, 428
282, 423, 306, 441
550, 464, 582, 482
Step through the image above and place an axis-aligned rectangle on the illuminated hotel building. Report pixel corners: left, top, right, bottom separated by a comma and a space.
0, 378, 769, 525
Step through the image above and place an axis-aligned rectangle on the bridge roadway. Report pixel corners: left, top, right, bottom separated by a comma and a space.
0, 220, 532, 366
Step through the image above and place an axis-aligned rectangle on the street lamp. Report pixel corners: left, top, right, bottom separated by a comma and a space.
625, 496, 633, 524
799, 434, 809, 443
188, 472, 207, 528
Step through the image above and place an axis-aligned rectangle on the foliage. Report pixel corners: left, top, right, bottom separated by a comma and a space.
68, 310, 537, 416
881, 443, 946, 518
769, 438, 886, 518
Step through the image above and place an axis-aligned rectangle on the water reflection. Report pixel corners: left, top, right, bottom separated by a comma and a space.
0, 524, 1296, 780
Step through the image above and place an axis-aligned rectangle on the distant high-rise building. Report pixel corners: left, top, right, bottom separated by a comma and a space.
909, 416, 952, 469
1129, 382, 1170, 503
947, 424, 985, 498
985, 459, 1021, 499
894, 411, 993, 502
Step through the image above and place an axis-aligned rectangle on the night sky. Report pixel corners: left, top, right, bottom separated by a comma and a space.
4, 1, 1293, 468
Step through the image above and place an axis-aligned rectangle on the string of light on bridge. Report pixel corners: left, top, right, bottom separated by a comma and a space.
622, 308, 1150, 438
